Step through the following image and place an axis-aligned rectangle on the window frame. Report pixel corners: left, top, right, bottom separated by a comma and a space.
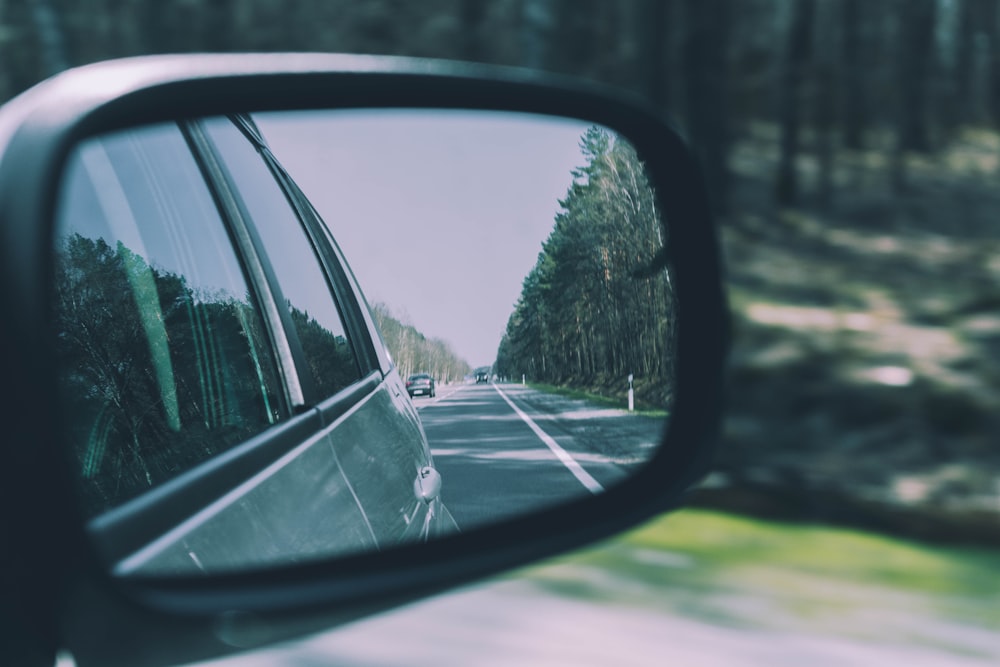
84, 117, 389, 566
192, 115, 377, 405
229, 114, 387, 380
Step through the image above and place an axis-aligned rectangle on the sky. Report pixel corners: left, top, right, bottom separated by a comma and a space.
255, 109, 597, 368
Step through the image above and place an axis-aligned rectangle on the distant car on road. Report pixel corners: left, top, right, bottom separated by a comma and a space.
407, 373, 436, 398
475, 368, 491, 384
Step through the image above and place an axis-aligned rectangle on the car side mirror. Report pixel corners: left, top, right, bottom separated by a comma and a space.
0, 54, 727, 667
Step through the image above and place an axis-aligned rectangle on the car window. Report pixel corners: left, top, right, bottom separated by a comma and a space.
52, 123, 288, 517
201, 117, 363, 402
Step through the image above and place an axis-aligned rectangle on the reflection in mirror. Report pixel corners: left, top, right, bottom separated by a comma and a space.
52, 109, 676, 576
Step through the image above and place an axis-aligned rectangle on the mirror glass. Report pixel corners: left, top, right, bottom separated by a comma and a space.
52, 109, 676, 576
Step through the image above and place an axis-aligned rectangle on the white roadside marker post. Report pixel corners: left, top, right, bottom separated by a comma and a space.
628, 373, 634, 412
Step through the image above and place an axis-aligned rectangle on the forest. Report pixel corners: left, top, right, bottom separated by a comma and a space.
54, 234, 287, 515
2, 0, 995, 219
495, 126, 676, 406
3, 0, 999, 540
371, 303, 471, 384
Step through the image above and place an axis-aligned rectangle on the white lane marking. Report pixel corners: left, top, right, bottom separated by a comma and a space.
492, 384, 604, 494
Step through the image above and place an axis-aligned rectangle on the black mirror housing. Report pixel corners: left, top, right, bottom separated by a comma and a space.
0, 54, 727, 667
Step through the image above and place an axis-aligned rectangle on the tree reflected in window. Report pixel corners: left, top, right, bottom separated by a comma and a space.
54, 233, 284, 516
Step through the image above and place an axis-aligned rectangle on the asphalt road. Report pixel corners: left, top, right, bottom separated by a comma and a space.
183, 385, 997, 667
413, 382, 634, 530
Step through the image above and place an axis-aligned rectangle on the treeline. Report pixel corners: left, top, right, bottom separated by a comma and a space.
370, 303, 470, 384
6, 2, 999, 223
495, 127, 675, 405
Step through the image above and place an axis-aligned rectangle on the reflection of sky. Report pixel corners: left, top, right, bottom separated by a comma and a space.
255, 110, 596, 368
58, 125, 250, 305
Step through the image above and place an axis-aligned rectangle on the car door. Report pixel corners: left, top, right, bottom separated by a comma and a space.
52, 116, 449, 577
195, 114, 455, 549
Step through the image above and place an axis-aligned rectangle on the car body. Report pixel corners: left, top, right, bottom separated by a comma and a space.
406, 373, 436, 397
475, 367, 491, 383
51, 112, 456, 575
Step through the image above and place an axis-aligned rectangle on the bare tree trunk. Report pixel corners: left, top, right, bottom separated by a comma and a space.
950, 0, 977, 128
0, 0, 11, 102
519, 0, 557, 70
982, 0, 1000, 131
775, 0, 815, 206
635, 0, 671, 111
841, 0, 865, 149
896, 0, 937, 153
459, 0, 487, 61
30, 0, 68, 75
814, 1, 837, 208
816, 65, 835, 208
680, 0, 732, 216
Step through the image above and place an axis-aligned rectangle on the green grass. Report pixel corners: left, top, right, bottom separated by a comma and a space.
526, 381, 669, 418
621, 510, 997, 595
516, 509, 1000, 644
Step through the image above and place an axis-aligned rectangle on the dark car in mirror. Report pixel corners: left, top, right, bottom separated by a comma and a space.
405, 374, 436, 398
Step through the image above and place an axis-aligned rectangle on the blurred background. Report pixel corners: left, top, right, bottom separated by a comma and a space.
6, 1, 998, 664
